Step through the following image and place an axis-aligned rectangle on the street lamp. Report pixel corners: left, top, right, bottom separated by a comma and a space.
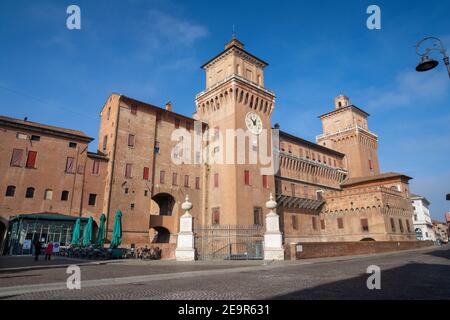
415, 36, 450, 78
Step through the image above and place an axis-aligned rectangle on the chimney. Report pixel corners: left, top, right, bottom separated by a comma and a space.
165, 101, 172, 111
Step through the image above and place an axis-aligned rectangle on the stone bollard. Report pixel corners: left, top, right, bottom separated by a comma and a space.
175, 195, 196, 261
263, 193, 285, 260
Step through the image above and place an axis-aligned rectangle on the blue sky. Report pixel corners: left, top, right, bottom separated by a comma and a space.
1, 0, 449, 219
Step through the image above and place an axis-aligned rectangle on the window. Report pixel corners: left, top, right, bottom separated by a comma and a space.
288, 144, 292, 153
26, 151, 37, 168
318, 154, 321, 162
5, 185, 16, 197
160, 170, 165, 184
30, 135, 40, 141
312, 152, 316, 161
369, 159, 373, 170
306, 150, 310, 159
92, 160, 100, 175
195, 177, 200, 189
399, 219, 404, 233
253, 207, 263, 226
390, 218, 396, 232
334, 159, 337, 167
61, 190, 69, 201
361, 218, 369, 232
299, 148, 303, 158
124, 188, 129, 194
172, 172, 178, 186
262, 175, 269, 188
103, 135, 108, 151
186, 122, 191, 131
174, 118, 180, 129
406, 220, 411, 233
212, 207, 220, 225
337, 217, 344, 229
214, 126, 220, 141
312, 217, 317, 230
292, 215, 298, 230
128, 134, 135, 147
69, 142, 77, 148
144, 190, 148, 197
130, 105, 137, 115
125, 163, 132, 178
414, 214, 418, 221
25, 187, 35, 198
184, 175, 190, 188
214, 173, 219, 188
244, 170, 251, 186
10, 148, 23, 167
280, 142, 285, 152
16, 133, 27, 140
65, 157, 75, 173
143, 167, 149, 180
320, 219, 325, 230
44, 189, 53, 200
107, 107, 111, 120
130, 203, 135, 210
77, 165, 84, 174
88, 194, 97, 206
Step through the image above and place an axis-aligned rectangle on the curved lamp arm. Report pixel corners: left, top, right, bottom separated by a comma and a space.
416, 36, 450, 78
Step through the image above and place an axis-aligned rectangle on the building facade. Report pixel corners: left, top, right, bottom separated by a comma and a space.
0, 37, 416, 256
411, 194, 435, 241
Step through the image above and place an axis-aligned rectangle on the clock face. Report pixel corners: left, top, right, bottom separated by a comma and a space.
245, 112, 263, 135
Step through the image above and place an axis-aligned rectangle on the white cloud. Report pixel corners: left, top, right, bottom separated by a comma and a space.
359, 70, 448, 110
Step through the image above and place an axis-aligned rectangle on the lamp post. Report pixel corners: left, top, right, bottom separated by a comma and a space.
415, 36, 450, 78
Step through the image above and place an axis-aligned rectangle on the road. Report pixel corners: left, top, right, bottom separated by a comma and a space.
0, 246, 449, 299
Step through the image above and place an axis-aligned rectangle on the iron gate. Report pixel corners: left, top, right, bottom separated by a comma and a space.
194, 225, 264, 260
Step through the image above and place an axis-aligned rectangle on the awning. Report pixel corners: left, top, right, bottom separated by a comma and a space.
9, 212, 89, 222
276, 195, 325, 211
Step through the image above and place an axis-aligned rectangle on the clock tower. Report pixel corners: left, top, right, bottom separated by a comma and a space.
194, 36, 276, 226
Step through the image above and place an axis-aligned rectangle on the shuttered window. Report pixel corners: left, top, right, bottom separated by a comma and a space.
361, 218, 369, 232
212, 207, 220, 225
214, 173, 219, 188
143, 167, 149, 180
128, 134, 135, 147
172, 172, 178, 186
337, 217, 344, 229
10, 148, 23, 167
292, 215, 298, 230
25, 151, 37, 168
312, 217, 317, 230
92, 160, 100, 175
195, 177, 200, 189
244, 170, 251, 185
262, 175, 269, 188
125, 163, 132, 178
160, 170, 165, 184
184, 175, 190, 188
320, 219, 325, 230
65, 157, 75, 173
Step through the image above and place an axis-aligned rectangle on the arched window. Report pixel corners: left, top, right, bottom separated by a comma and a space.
5, 185, 16, 197
61, 190, 69, 201
44, 189, 53, 200
25, 187, 35, 198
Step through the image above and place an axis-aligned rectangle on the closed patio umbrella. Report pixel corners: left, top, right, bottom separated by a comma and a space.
82, 216, 93, 246
71, 218, 81, 246
109, 210, 122, 248
96, 214, 106, 246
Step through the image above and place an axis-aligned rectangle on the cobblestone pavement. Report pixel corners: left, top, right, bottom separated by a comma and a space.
1, 246, 449, 299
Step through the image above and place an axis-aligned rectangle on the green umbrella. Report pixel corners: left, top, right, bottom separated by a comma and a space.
95, 214, 106, 246
71, 218, 81, 246
82, 216, 93, 246
109, 210, 123, 248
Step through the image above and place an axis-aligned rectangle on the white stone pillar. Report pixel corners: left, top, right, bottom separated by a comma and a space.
263, 193, 285, 260
175, 195, 196, 261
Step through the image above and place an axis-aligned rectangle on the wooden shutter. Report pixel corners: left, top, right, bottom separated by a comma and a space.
128, 134, 135, 147
143, 167, 149, 180
26, 151, 37, 168
125, 163, 132, 178
65, 157, 74, 173
262, 175, 268, 188
10, 148, 23, 166
160, 170, 165, 184
92, 160, 99, 174
244, 170, 250, 185
195, 177, 200, 189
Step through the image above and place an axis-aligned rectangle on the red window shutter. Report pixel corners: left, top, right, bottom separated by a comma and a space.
11, 148, 23, 166
195, 177, 200, 189
26, 151, 37, 168
172, 172, 178, 186
184, 175, 189, 187
262, 175, 268, 188
244, 170, 250, 185
128, 134, 135, 147
160, 171, 165, 184
92, 160, 99, 175
143, 167, 149, 180
214, 173, 219, 187
125, 163, 132, 178
65, 157, 74, 173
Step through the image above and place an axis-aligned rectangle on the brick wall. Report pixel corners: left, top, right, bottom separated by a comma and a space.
285, 240, 434, 260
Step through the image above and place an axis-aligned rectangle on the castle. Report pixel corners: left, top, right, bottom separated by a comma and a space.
0, 37, 416, 257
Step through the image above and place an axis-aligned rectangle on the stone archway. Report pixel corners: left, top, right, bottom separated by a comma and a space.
151, 226, 171, 243
360, 237, 375, 241
152, 193, 176, 216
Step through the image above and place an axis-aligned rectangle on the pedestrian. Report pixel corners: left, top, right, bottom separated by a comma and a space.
34, 240, 42, 261
45, 242, 54, 261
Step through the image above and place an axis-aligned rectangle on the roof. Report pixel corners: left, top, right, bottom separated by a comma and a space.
279, 130, 345, 157
87, 151, 109, 160
0, 115, 93, 142
410, 194, 431, 206
318, 105, 370, 119
200, 41, 268, 69
341, 172, 412, 187
120, 95, 207, 126
9, 212, 89, 222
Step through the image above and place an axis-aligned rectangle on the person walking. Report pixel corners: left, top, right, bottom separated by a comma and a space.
34, 240, 42, 261
45, 242, 54, 261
